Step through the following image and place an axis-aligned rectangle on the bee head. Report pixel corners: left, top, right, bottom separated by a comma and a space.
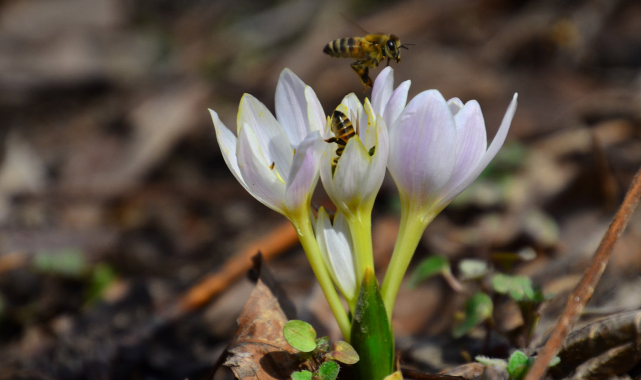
385, 34, 402, 62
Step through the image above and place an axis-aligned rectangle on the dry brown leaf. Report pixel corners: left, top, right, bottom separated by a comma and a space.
224, 277, 299, 380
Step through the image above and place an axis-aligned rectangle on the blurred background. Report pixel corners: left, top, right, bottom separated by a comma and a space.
1, 0, 641, 379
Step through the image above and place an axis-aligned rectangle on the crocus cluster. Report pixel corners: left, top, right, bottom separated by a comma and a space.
210, 67, 517, 337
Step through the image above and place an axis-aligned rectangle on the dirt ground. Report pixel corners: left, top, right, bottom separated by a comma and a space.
0, 0, 640, 379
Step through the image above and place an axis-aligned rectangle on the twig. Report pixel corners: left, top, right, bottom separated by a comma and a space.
176, 220, 299, 313
525, 165, 641, 380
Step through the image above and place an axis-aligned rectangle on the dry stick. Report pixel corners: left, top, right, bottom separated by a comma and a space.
177, 220, 299, 313
524, 166, 641, 380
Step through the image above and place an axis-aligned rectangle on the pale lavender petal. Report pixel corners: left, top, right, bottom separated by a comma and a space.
238, 94, 292, 182
209, 109, 248, 191
440, 93, 518, 206
275, 68, 309, 146
447, 97, 464, 116
371, 67, 394, 117
237, 123, 286, 215
388, 90, 457, 207
384, 80, 410, 130
442, 100, 487, 195
285, 132, 323, 213
305, 86, 325, 135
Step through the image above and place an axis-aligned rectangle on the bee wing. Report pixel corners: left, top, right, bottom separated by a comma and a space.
340, 14, 371, 35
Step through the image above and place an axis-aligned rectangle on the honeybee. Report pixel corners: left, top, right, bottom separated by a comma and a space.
325, 110, 356, 172
323, 34, 411, 87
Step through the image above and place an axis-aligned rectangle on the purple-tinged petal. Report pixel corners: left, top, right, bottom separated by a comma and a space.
388, 90, 457, 209
384, 80, 410, 131
238, 94, 292, 182
237, 123, 286, 215
442, 100, 487, 195
210, 109, 248, 191
447, 98, 464, 116
285, 132, 323, 213
371, 67, 394, 117
275, 68, 309, 146
440, 93, 518, 206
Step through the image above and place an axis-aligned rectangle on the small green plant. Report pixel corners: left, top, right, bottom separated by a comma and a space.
284, 320, 359, 380
409, 249, 549, 346
476, 350, 560, 380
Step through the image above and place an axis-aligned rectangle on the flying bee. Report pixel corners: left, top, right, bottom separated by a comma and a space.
325, 110, 356, 172
323, 34, 412, 88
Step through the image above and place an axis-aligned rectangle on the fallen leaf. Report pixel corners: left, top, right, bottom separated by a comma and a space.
225, 274, 299, 379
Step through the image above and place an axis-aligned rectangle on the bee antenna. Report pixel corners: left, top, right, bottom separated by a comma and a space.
400, 43, 416, 50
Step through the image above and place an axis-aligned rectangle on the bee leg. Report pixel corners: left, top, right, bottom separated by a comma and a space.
351, 61, 372, 88
386, 57, 390, 66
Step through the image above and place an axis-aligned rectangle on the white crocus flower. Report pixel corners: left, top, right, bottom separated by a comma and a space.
210, 68, 325, 221
320, 93, 389, 283
209, 68, 351, 339
381, 89, 518, 319
320, 94, 389, 218
316, 208, 357, 308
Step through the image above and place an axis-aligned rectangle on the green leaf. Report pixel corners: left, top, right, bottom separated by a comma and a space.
351, 267, 394, 380
283, 320, 317, 352
315, 336, 330, 352
316, 361, 340, 380
327, 341, 359, 364
491, 273, 536, 301
507, 351, 530, 380
408, 255, 449, 288
458, 259, 490, 281
291, 370, 313, 380
383, 371, 404, 380
32, 248, 88, 277
452, 292, 493, 338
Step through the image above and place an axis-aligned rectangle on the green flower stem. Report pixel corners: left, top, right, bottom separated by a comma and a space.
381, 204, 439, 322
347, 215, 375, 295
292, 217, 352, 341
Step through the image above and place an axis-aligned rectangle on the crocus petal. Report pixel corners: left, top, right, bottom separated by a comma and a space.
441, 100, 488, 196
237, 123, 286, 214
447, 97, 464, 116
321, 135, 371, 214
441, 93, 518, 205
316, 208, 356, 299
238, 94, 293, 182
371, 67, 394, 117
361, 98, 378, 150
305, 86, 325, 137
384, 80, 410, 130
285, 132, 323, 213
388, 90, 457, 210
275, 69, 310, 146
209, 109, 248, 191
363, 114, 389, 200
